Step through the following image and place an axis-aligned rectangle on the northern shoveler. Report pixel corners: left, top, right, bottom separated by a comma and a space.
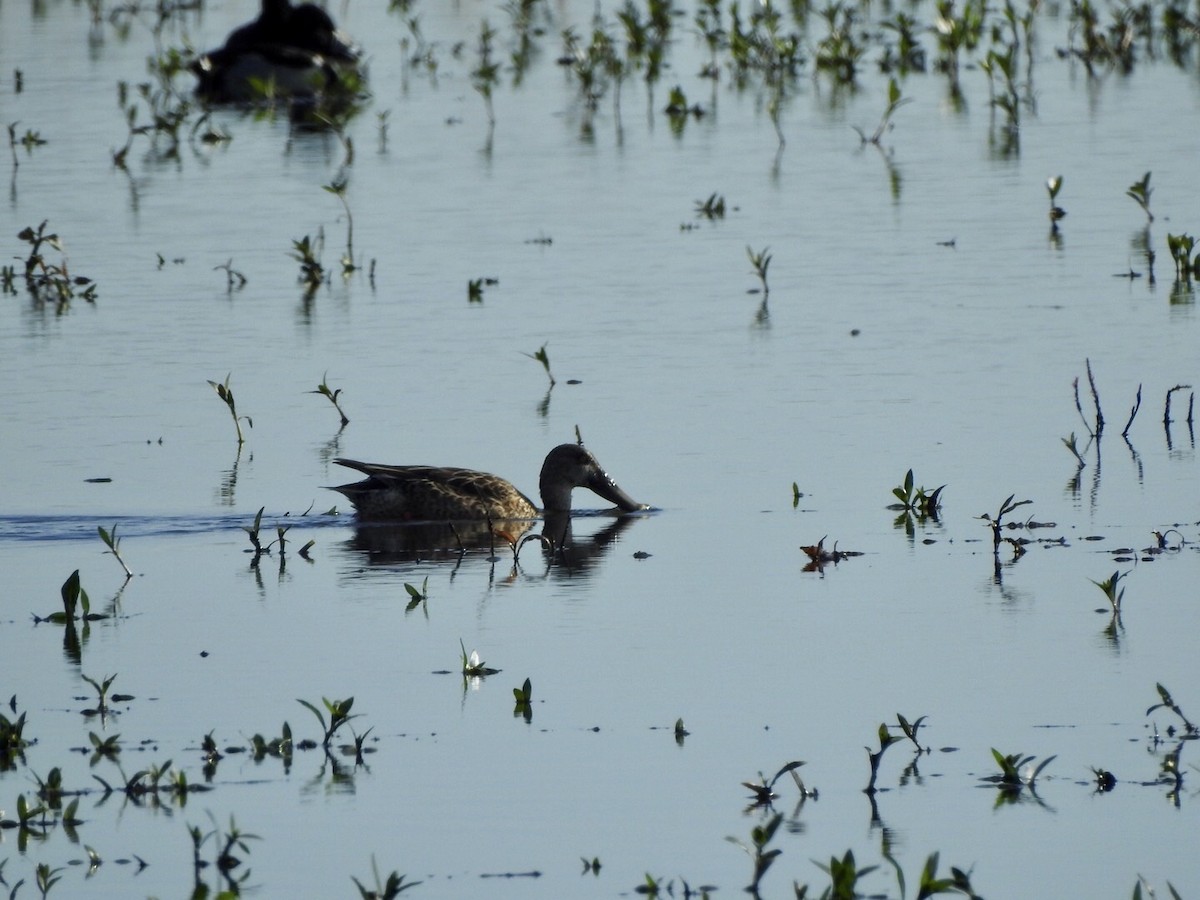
190, 0, 361, 104
330, 443, 647, 522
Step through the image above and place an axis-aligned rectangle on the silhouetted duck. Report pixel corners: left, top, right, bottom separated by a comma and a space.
191, 0, 361, 104
331, 444, 648, 522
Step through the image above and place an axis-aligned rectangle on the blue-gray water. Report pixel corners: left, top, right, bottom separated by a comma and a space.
1, 0, 1198, 896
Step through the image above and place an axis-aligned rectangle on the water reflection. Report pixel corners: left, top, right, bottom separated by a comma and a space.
341, 510, 647, 579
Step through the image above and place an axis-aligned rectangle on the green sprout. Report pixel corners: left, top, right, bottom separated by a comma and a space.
297, 696, 359, 749
81, 672, 119, 717
747, 245, 772, 295
1126, 171, 1153, 222
98, 524, 133, 578
404, 576, 429, 610
512, 677, 533, 721
208, 374, 252, 445
471, 20, 500, 136
522, 342, 556, 387
741, 759, 808, 806
323, 179, 357, 276
887, 469, 945, 518
853, 77, 911, 145
290, 232, 327, 294
815, 849, 879, 900
982, 748, 1056, 796
1091, 569, 1128, 616
310, 371, 350, 427
352, 856, 423, 898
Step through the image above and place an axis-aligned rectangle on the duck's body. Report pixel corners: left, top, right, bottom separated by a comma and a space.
331, 443, 647, 522
191, 0, 361, 104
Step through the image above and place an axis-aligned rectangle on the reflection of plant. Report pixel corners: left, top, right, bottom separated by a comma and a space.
726, 811, 783, 895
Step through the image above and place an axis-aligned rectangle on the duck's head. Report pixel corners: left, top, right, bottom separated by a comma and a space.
539, 443, 647, 514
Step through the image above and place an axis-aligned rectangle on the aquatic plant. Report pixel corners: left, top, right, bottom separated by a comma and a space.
323, 178, 357, 275
81, 672, 119, 717
472, 19, 500, 133
912, 851, 985, 899
864, 722, 903, 793
0, 697, 31, 767
249, 722, 294, 765
403, 576, 429, 610
290, 232, 327, 294
726, 811, 784, 895
352, 856, 422, 898
815, 849, 879, 900
522, 341, 556, 387
853, 77, 911, 146
89, 731, 122, 765
741, 759, 807, 806
1046, 175, 1066, 221
746, 245, 772, 295
15, 220, 97, 311
208, 374, 252, 445
460, 639, 500, 677
298, 696, 360, 749
694, 192, 726, 219
1165, 232, 1199, 280
7, 121, 47, 170
310, 372, 350, 427
978, 494, 1033, 555
512, 677, 533, 721
1132, 877, 1181, 900
35, 862, 64, 898
1146, 683, 1197, 736
98, 524, 133, 579
982, 748, 1055, 795
887, 469, 945, 518
1091, 569, 1128, 616
1126, 171, 1154, 223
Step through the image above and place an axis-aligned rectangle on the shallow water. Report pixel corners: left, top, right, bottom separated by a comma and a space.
2, 0, 1199, 897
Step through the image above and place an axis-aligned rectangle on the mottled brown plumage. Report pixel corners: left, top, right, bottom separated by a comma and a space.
331, 443, 646, 522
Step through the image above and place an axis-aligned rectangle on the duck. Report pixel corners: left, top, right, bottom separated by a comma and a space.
190, 0, 362, 104
330, 443, 648, 522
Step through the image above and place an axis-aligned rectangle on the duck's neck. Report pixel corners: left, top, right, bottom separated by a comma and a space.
539, 477, 573, 513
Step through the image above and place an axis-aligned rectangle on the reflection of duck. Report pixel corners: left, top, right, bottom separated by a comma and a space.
190, 0, 361, 104
343, 512, 641, 569
330, 443, 647, 522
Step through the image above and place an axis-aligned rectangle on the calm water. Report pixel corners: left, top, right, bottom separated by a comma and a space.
2, 0, 1199, 897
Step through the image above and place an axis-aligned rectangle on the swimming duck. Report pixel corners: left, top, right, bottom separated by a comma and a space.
191, 0, 361, 104
331, 443, 648, 522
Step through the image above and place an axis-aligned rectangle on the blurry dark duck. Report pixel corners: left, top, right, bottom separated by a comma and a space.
190, 0, 362, 104
330, 443, 648, 522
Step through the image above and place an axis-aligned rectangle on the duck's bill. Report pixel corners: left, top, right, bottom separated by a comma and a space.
588, 472, 649, 512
